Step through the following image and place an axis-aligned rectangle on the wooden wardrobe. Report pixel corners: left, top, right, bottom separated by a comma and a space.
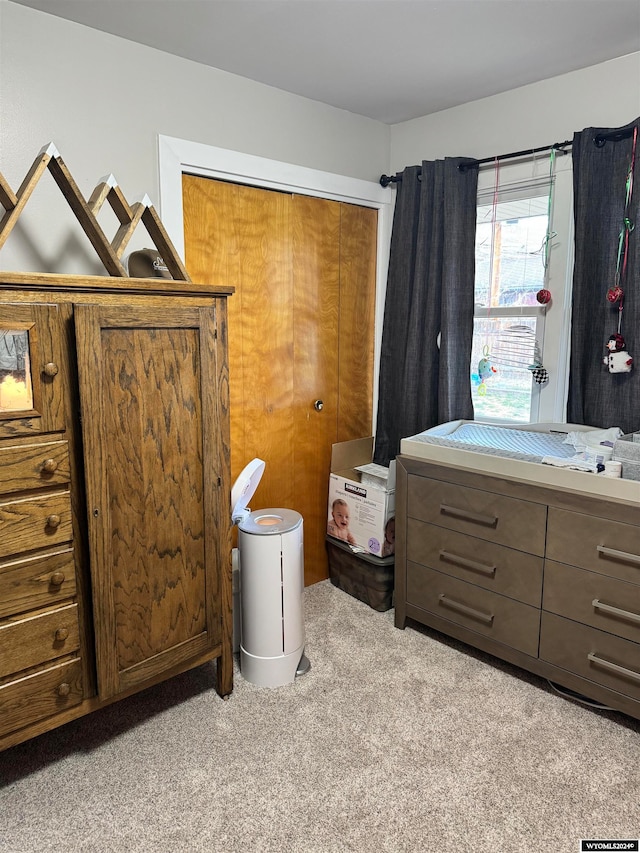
0, 272, 233, 751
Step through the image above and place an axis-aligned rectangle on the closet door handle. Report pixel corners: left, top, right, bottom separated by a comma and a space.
596, 545, 640, 566
438, 593, 494, 625
439, 549, 496, 576
592, 599, 640, 625
587, 653, 640, 684
440, 504, 498, 528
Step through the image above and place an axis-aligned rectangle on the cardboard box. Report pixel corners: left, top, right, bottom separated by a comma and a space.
327, 437, 396, 557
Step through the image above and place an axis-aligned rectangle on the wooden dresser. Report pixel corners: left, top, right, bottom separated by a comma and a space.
396, 454, 640, 720
0, 272, 233, 751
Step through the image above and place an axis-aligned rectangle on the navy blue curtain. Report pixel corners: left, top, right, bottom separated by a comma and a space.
568, 118, 640, 434
374, 158, 478, 466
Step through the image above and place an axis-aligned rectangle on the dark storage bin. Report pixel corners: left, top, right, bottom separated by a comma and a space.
325, 536, 394, 612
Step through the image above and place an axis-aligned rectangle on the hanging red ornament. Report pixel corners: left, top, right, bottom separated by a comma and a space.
536, 288, 551, 305
605, 126, 637, 372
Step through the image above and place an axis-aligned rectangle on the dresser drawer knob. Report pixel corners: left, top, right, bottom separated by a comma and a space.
46, 514, 62, 529
592, 598, 640, 625
42, 458, 59, 474
56, 682, 71, 697
50, 571, 65, 586
43, 362, 59, 377
55, 627, 69, 642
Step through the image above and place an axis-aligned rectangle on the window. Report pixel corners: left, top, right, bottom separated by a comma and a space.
470, 162, 573, 425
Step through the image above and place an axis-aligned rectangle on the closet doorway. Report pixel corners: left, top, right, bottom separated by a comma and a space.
182, 175, 377, 585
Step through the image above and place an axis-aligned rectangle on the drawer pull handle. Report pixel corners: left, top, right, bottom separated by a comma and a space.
438, 593, 494, 625
592, 599, 640, 625
439, 549, 496, 576
42, 458, 59, 474
46, 514, 62, 529
596, 545, 640, 566
587, 652, 640, 684
440, 504, 498, 528
50, 571, 65, 586
43, 362, 59, 377
55, 627, 69, 642
56, 682, 71, 697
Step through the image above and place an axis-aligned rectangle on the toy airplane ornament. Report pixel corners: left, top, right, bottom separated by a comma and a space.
476, 345, 497, 396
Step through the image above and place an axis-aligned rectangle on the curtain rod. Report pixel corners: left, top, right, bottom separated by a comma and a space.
379, 126, 636, 187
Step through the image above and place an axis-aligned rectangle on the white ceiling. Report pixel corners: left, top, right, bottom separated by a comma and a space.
9, 0, 640, 124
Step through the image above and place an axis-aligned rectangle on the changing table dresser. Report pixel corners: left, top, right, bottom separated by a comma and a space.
0, 272, 233, 751
395, 447, 640, 720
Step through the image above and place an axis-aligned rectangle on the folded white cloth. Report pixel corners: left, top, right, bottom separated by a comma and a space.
541, 455, 599, 473
563, 426, 623, 451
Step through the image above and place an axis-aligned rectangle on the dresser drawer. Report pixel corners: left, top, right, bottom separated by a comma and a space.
543, 560, 640, 644
407, 563, 540, 656
540, 611, 640, 702
407, 476, 546, 555
0, 548, 76, 619
0, 602, 80, 678
407, 518, 543, 606
547, 508, 640, 584
0, 441, 70, 496
0, 490, 73, 560
0, 658, 83, 736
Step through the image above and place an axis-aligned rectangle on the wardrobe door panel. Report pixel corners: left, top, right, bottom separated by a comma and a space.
75, 303, 227, 699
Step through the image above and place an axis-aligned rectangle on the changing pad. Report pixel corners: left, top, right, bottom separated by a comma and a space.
404, 422, 576, 463
400, 420, 640, 505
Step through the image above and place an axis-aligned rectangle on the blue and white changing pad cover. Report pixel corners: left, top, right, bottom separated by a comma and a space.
404, 421, 622, 468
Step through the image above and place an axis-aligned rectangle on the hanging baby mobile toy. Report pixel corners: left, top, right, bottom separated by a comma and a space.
527, 148, 558, 385
474, 158, 500, 397
603, 126, 637, 374
477, 344, 497, 395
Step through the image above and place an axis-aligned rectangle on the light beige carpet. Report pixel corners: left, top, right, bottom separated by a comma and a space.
1, 580, 639, 852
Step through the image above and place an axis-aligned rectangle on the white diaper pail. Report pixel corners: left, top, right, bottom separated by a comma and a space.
231, 459, 310, 687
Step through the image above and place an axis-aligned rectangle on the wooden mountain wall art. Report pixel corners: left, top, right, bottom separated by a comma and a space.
0, 142, 190, 280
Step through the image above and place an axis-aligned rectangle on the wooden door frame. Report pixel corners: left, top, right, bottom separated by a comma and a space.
157, 134, 393, 430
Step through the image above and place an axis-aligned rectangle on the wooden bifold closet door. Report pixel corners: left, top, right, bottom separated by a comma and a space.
182, 176, 377, 585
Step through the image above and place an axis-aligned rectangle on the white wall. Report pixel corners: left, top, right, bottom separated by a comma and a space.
390, 52, 640, 169
0, 1, 390, 274
2, 0, 639, 278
